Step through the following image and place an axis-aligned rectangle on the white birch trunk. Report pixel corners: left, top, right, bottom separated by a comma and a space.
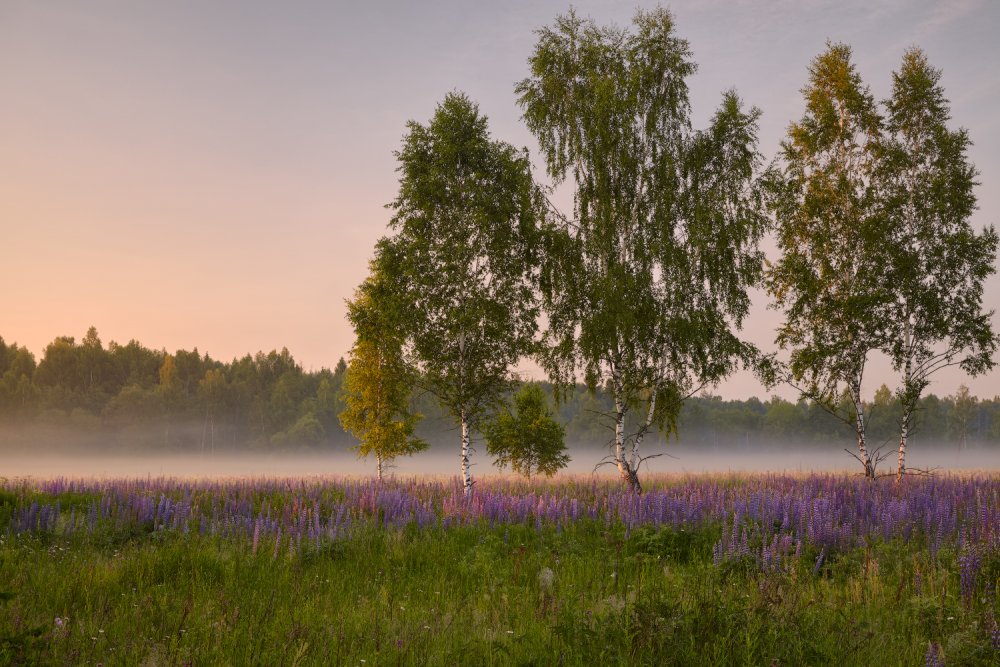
377, 453, 383, 482
898, 321, 913, 483
850, 383, 872, 478
613, 394, 627, 480
460, 411, 473, 496
897, 410, 909, 483
631, 391, 657, 474
612, 386, 642, 494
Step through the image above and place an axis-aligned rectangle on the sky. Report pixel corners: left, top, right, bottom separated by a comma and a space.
2, 0, 999, 400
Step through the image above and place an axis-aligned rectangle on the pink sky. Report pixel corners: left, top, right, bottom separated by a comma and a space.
2, 1, 998, 400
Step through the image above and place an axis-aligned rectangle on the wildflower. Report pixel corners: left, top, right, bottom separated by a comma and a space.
924, 642, 944, 667
538, 567, 554, 591
958, 544, 981, 602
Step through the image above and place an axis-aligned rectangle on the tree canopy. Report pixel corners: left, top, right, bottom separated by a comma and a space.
484, 383, 568, 479
767, 42, 888, 478
375, 92, 544, 494
768, 43, 998, 479
879, 47, 998, 479
339, 271, 428, 480
517, 7, 767, 492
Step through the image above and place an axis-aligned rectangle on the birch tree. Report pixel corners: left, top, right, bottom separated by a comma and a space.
339, 272, 427, 481
377, 93, 542, 495
517, 8, 767, 492
484, 383, 568, 480
766, 43, 888, 478
880, 48, 998, 481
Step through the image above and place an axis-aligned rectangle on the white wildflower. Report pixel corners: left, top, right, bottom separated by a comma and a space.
538, 567, 555, 590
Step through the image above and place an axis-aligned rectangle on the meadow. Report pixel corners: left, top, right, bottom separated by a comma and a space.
1, 472, 998, 666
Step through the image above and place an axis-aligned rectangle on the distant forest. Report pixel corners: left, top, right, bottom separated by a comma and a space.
1, 328, 997, 453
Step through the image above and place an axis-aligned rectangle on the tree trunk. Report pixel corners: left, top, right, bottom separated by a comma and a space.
613, 393, 642, 494
897, 408, 909, 483
460, 411, 473, 496
631, 391, 657, 477
614, 394, 626, 477
376, 453, 383, 482
897, 320, 913, 483
850, 383, 873, 479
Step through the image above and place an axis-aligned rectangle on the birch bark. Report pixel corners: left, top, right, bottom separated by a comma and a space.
460, 411, 473, 496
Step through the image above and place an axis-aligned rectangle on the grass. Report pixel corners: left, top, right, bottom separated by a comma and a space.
1, 475, 998, 665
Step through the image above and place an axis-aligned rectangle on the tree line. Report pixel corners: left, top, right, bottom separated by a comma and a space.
1, 329, 996, 454
341, 8, 996, 492
0, 328, 347, 452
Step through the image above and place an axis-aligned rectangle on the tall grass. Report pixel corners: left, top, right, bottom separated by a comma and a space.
1, 473, 997, 665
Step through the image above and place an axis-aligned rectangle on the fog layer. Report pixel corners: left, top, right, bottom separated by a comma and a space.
1, 443, 996, 479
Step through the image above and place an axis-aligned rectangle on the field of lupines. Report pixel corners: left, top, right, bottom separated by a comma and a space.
1, 472, 998, 665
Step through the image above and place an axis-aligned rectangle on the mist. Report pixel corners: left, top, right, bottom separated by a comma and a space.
1, 428, 997, 479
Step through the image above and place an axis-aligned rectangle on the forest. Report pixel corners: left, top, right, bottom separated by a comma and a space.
1, 327, 996, 454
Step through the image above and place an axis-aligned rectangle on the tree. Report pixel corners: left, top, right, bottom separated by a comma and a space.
79, 326, 113, 400
198, 368, 228, 454
157, 354, 182, 447
868, 384, 901, 445
949, 384, 976, 453
0, 342, 36, 418
880, 48, 998, 480
377, 92, 543, 495
763, 397, 806, 440
484, 384, 569, 479
767, 43, 888, 478
339, 272, 427, 481
516, 8, 767, 492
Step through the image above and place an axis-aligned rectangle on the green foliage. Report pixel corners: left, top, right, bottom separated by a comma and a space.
769, 43, 998, 476
881, 48, 997, 377
626, 525, 720, 565
878, 48, 998, 474
379, 93, 541, 424
767, 42, 886, 406
1, 505, 997, 664
484, 384, 568, 478
517, 7, 767, 487
5, 327, 1000, 453
339, 272, 428, 475
766, 43, 892, 476
375, 92, 544, 490
0, 328, 352, 451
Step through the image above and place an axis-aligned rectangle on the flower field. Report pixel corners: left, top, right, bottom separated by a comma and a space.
1, 473, 998, 664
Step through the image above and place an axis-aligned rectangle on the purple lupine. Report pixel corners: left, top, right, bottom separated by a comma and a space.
957, 543, 981, 603
924, 641, 944, 667
812, 547, 826, 577
1, 472, 998, 568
